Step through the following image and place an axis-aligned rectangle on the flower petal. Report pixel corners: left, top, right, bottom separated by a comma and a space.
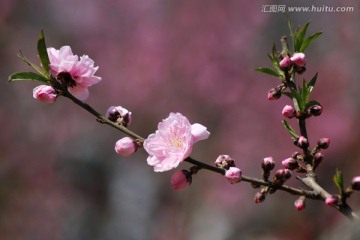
191, 123, 210, 143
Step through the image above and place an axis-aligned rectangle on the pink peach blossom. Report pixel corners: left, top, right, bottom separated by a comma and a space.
225, 167, 242, 184
47, 46, 101, 101
282, 105, 294, 119
33, 85, 57, 104
279, 56, 291, 69
114, 137, 137, 156
144, 112, 210, 172
290, 52, 306, 67
171, 170, 191, 190
294, 198, 306, 211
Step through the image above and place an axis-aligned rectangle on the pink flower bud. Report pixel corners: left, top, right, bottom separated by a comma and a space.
351, 176, 360, 191
267, 87, 281, 100
313, 152, 324, 169
317, 138, 330, 149
290, 53, 306, 67
308, 105, 323, 116
294, 197, 306, 211
114, 137, 137, 156
279, 56, 291, 69
106, 106, 132, 127
296, 136, 309, 149
33, 85, 57, 104
225, 167, 242, 184
254, 192, 266, 204
325, 196, 337, 206
261, 157, 275, 171
275, 169, 292, 182
282, 105, 295, 119
171, 170, 191, 190
214, 155, 235, 169
281, 158, 299, 170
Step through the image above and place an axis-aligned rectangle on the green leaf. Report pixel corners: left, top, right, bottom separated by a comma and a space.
17, 51, 47, 77
292, 90, 304, 111
294, 22, 310, 52
37, 30, 50, 76
333, 169, 344, 194
307, 73, 318, 93
300, 32, 322, 52
286, 14, 295, 50
255, 67, 281, 77
8, 72, 49, 83
282, 120, 299, 139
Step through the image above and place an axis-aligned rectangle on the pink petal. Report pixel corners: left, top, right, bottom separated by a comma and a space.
191, 123, 210, 142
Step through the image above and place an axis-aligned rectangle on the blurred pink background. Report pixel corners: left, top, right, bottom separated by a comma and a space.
1, 0, 360, 239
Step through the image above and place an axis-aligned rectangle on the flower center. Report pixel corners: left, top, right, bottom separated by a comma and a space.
57, 72, 77, 88
170, 136, 183, 149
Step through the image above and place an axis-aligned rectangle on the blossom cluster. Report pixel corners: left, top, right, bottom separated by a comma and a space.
33, 46, 101, 103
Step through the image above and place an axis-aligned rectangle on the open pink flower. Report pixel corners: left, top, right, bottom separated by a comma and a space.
47, 46, 101, 101
144, 112, 210, 172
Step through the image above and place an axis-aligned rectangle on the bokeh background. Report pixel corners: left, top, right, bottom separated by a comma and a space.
1, 0, 360, 239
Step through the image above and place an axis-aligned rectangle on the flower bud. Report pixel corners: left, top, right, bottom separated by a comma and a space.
171, 170, 192, 190
261, 157, 275, 171
296, 136, 309, 149
282, 105, 295, 119
313, 152, 324, 169
317, 138, 330, 149
274, 169, 292, 182
267, 87, 281, 100
292, 152, 303, 161
351, 176, 360, 191
325, 196, 337, 206
214, 155, 235, 169
106, 106, 132, 127
33, 85, 57, 104
290, 53, 306, 67
308, 105, 323, 116
225, 167, 242, 184
114, 137, 137, 156
279, 56, 291, 69
254, 191, 266, 204
294, 197, 306, 211
281, 157, 299, 170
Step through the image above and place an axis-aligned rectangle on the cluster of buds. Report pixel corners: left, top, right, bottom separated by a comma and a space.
255, 157, 293, 204
279, 52, 306, 74
170, 166, 200, 190
108, 106, 140, 157
282, 104, 323, 120
215, 155, 242, 184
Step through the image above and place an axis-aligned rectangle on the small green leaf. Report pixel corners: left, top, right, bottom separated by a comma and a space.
294, 22, 310, 52
286, 14, 295, 50
8, 71, 49, 83
37, 30, 50, 76
17, 51, 47, 77
255, 67, 281, 77
307, 73, 318, 93
292, 90, 305, 111
282, 120, 299, 139
300, 32, 322, 52
333, 169, 344, 194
